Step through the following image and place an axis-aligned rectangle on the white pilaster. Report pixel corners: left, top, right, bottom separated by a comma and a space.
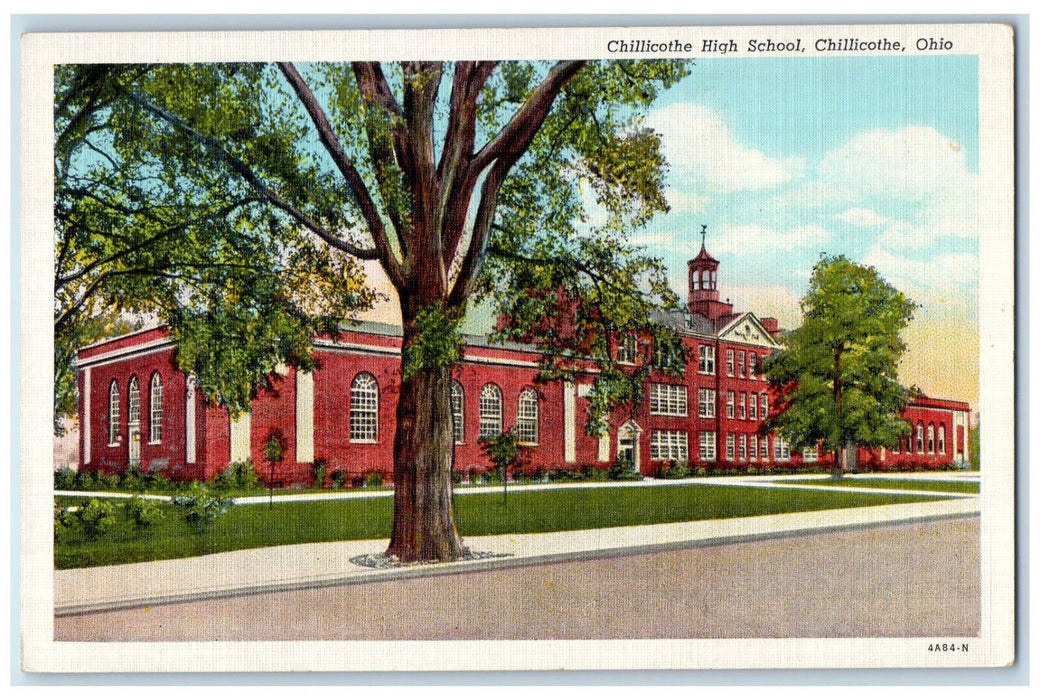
185, 377, 196, 464
82, 367, 91, 465
295, 370, 315, 463
598, 430, 611, 463
563, 382, 576, 464
229, 411, 251, 463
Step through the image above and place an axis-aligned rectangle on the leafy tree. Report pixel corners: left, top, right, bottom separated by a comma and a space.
762, 255, 918, 477
969, 419, 980, 470
54, 59, 690, 561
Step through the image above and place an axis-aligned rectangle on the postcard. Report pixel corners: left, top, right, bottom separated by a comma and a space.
20, 22, 1015, 672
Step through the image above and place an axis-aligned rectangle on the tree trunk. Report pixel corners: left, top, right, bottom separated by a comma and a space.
385, 318, 465, 563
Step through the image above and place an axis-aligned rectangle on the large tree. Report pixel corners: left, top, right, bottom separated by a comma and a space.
54, 60, 689, 561
762, 255, 918, 477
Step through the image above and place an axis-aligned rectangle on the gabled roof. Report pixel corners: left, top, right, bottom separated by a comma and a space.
716, 312, 782, 349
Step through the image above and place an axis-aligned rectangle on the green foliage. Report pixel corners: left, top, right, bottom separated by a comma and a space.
401, 305, 464, 380
478, 430, 521, 480
330, 469, 348, 489
658, 462, 691, 480
263, 434, 285, 465
607, 455, 644, 481
123, 495, 164, 531
76, 499, 117, 540
311, 460, 328, 488
171, 483, 233, 532
119, 466, 144, 493
213, 460, 262, 491
364, 472, 385, 489
969, 421, 980, 470
54, 467, 77, 491
763, 255, 917, 457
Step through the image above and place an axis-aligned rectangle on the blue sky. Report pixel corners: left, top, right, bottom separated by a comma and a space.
627, 55, 979, 407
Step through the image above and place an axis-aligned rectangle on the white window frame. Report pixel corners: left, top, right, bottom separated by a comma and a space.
774, 437, 791, 461
749, 352, 758, 380
726, 349, 735, 377
128, 376, 141, 426
451, 381, 465, 445
802, 445, 818, 463
149, 372, 163, 444
699, 431, 717, 462
698, 388, 716, 419
760, 393, 768, 419
108, 380, 120, 446
650, 430, 688, 462
698, 345, 716, 375
479, 383, 503, 438
349, 372, 379, 443
726, 391, 735, 419
726, 433, 735, 460
617, 334, 638, 364
938, 425, 946, 455
739, 434, 748, 462
750, 434, 758, 461
650, 383, 688, 417
916, 423, 924, 453
760, 437, 769, 462
927, 424, 935, 454
738, 392, 746, 420
517, 389, 539, 445
738, 351, 746, 377
749, 394, 758, 421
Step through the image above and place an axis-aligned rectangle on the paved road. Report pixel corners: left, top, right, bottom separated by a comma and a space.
55, 517, 978, 641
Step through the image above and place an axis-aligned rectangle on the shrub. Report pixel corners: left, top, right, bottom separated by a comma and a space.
312, 460, 328, 489
76, 499, 117, 540
54, 467, 77, 491
123, 495, 163, 531
172, 483, 232, 532
146, 472, 172, 492
364, 472, 385, 489
658, 462, 690, 480
213, 460, 262, 492
94, 472, 119, 490
608, 457, 642, 481
331, 469, 348, 490
119, 467, 144, 493
74, 470, 96, 490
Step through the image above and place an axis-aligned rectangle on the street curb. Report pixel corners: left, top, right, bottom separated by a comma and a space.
54, 509, 979, 617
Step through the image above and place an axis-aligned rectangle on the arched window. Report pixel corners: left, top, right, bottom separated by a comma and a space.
938, 425, 946, 455
451, 381, 465, 445
128, 376, 141, 426
916, 422, 924, 453
108, 381, 120, 445
350, 372, 379, 442
479, 384, 503, 438
149, 373, 163, 443
517, 389, 539, 445
927, 424, 935, 454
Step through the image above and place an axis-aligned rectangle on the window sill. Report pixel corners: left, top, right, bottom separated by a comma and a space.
351, 439, 379, 445
148, 440, 162, 445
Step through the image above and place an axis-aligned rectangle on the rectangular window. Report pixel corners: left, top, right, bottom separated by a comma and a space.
650, 383, 688, 416
738, 351, 746, 377
739, 392, 746, 420
760, 437, 769, 462
760, 393, 768, 419
726, 433, 735, 460
726, 391, 735, 419
749, 353, 758, 379
774, 437, 791, 461
617, 334, 638, 364
750, 435, 758, 461
698, 389, 716, 418
802, 446, 819, 463
739, 434, 748, 461
726, 349, 735, 376
650, 430, 688, 462
749, 395, 758, 421
698, 345, 716, 375
699, 432, 717, 462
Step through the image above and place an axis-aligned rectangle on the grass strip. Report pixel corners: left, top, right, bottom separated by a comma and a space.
55, 483, 946, 570
781, 478, 978, 494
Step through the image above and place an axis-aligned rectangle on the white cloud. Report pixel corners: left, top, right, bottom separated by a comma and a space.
835, 207, 889, 228
710, 223, 834, 257
647, 102, 804, 193
861, 244, 978, 312
664, 188, 710, 215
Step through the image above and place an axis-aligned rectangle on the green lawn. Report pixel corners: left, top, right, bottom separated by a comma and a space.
783, 478, 979, 494
54, 483, 947, 570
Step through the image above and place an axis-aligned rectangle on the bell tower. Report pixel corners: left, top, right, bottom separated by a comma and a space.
687, 225, 733, 320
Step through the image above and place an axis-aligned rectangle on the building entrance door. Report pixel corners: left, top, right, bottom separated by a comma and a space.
128, 422, 141, 467
617, 420, 643, 476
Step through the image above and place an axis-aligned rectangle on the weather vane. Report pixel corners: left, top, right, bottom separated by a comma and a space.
700, 224, 707, 247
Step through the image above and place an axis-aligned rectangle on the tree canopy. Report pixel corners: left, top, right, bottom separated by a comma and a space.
55, 59, 692, 560
762, 254, 918, 474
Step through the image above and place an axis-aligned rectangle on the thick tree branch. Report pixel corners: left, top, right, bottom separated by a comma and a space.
277, 62, 405, 287
120, 86, 384, 267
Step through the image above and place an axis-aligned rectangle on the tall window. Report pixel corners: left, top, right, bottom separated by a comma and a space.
927, 424, 935, 454
650, 430, 688, 461
760, 393, 768, 419
750, 435, 758, 461
698, 345, 715, 375
108, 381, 120, 445
479, 384, 503, 438
739, 434, 748, 461
699, 432, 717, 462
726, 391, 735, 419
738, 392, 747, 420
617, 334, 638, 364
451, 381, 465, 445
738, 351, 746, 377
760, 437, 769, 462
938, 425, 946, 455
916, 422, 925, 453
749, 394, 758, 421
726, 433, 735, 460
350, 372, 379, 442
650, 383, 688, 416
517, 389, 539, 445
698, 389, 716, 418
749, 353, 758, 379
726, 349, 735, 376
128, 376, 141, 426
149, 373, 163, 443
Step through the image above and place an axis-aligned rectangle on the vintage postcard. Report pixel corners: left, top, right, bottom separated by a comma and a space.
21, 23, 1015, 672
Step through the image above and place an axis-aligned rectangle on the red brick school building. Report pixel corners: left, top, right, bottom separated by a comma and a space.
75, 244, 971, 485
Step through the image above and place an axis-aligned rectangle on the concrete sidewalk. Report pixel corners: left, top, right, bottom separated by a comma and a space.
54, 493, 979, 616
